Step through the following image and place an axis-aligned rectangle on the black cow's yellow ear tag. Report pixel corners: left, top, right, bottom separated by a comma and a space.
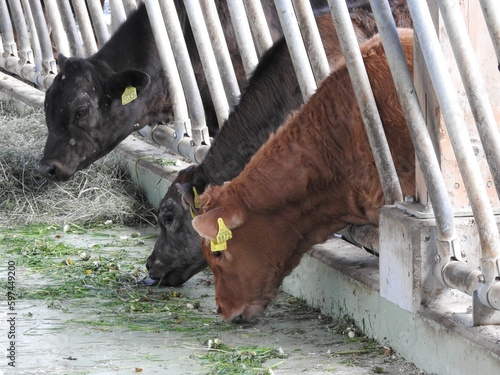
122, 86, 137, 105
193, 187, 201, 209
210, 217, 232, 252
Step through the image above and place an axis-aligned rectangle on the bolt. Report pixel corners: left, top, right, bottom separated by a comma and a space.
404, 195, 416, 203
454, 183, 460, 189
487, 181, 493, 188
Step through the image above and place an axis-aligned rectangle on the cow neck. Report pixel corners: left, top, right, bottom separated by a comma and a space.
226, 34, 414, 256
199, 37, 302, 187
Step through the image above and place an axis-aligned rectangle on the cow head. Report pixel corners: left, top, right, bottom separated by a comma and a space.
39, 55, 151, 181
192, 185, 303, 322
145, 167, 209, 286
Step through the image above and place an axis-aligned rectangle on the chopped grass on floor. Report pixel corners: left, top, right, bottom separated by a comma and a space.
197, 341, 285, 375
0, 224, 233, 334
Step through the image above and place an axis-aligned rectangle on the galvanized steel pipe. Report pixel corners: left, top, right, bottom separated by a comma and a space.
27, 0, 53, 64
43, 0, 70, 57
368, 1, 457, 245
159, 0, 208, 145
275, 0, 317, 101
479, 0, 500, 70
407, 0, 500, 310
144, 0, 190, 154
122, 0, 138, 16
0, 0, 16, 54
183, 0, 230, 127
19, 0, 40, 63
438, 0, 500, 201
56, 0, 85, 57
200, 0, 241, 110
110, 0, 127, 31
292, 0, 330, 84
7, 0, 30, 54
86, 0, 110, 49
227, 0, 259, 77
138, 124, 209, 165
243, 0, 274, 57
328, 0, 403, 204
73, 0, 100, 56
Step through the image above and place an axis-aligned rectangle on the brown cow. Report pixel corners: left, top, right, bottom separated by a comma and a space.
191, 29, 415, 322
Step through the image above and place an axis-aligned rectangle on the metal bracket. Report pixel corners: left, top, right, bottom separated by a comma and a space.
473, 290, 500, 325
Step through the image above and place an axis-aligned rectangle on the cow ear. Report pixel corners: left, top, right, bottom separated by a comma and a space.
107, 69, 151, 98
177, 183, 197, 213
192, 206, 245, 241
58, 54, 68, 67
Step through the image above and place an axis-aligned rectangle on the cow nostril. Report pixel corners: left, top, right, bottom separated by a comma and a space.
39, 161, 57, 177
232, 315, 245, 324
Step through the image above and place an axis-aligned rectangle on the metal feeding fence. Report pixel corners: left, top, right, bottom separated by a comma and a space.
1, 0, 500, 326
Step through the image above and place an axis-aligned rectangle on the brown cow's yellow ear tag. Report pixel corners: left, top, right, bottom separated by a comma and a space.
122, 86, 137, 105
210, 217, 232, 252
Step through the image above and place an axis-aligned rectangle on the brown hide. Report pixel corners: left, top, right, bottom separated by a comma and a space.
192, 29, 415, 322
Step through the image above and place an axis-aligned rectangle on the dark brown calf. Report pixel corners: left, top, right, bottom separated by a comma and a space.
192, 29, 415, 321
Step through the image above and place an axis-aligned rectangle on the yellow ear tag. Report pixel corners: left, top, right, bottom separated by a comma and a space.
122, 86, 137, 105
210, 218, 232, 252
193, 187, 201, 209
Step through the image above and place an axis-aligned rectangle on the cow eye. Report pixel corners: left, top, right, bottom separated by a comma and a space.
213, 251, 222, 258
75, 107, 89, 120
161, 212, 174, 226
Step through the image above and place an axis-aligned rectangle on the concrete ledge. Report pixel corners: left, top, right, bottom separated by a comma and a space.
283, 240, 500, 375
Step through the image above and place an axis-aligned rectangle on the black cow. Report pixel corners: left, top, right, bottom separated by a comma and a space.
39, 1, 282, 181
144, 0, 412, 286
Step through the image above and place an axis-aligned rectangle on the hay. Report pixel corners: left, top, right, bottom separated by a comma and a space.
0, 100, 156, 226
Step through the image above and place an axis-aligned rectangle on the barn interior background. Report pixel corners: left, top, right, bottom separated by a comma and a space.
1, 0, 500, 374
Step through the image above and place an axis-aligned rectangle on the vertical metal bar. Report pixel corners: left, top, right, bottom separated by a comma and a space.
292, 0, 330, 84
479, 0, 500, 69
158, 0, 208, 145
43, 0, 71, 57
200, 0, 241, 109
406, 0, 500, 311
243, 0, 274, 57
72, 0, 99, 56
6, 0, 30, 53
27, 0, 56, 73
0, 0, 16, 55
226, 0, 259, 77
122, 0, 138, 16
438, 0, 500, 201
407, 0, 500, 258
369, 0, 457, 245
144, 0, 190, 148
20, 0, 40, 70
183, 0, 230, 127
274, 0, 317, 101
56, 0, 84, 57
86, 0, 110, 48
327, 0, 403, 204
110, 0, 127, 32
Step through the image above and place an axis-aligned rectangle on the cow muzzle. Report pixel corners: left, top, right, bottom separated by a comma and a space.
38, 159, 75, 181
